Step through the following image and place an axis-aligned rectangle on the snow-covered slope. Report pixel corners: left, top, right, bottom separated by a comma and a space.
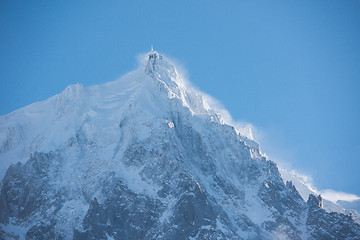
0, 51, 236, 179
279, 168, 360, 224
338, 200, 360, 213
1, 51, 359, 239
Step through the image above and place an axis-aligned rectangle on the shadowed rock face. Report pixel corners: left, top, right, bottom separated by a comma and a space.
1, 52, 360, 239
0, 152, 63, 223
306, 195, 360, 240
1, 127, 360, 239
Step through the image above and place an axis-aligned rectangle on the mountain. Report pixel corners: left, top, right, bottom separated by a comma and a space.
0, 50, 359, 239
337, 199, 360, 223
279, 168, 360, 224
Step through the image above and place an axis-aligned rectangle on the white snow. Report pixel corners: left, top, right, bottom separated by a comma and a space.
1, 50, 358, 239
0, 52, 253, 181
55, 200, 89, 238
279, 167, 360, 223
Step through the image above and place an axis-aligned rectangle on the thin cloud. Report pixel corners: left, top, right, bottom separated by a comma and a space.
320, 189, 360, 203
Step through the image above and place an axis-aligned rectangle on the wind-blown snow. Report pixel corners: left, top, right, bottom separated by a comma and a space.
279, 167, 360, 223
0, 51, 254, 180
1, 50, 359, 239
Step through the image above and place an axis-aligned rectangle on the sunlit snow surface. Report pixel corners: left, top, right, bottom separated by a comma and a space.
0, 51, 359, 239
279, 168, 360, 224
0, 52, 253, 179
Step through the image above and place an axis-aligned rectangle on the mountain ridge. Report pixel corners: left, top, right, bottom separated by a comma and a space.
0, 51, 359, 239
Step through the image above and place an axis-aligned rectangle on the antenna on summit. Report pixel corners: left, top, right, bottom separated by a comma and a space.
151, 44, 154, 52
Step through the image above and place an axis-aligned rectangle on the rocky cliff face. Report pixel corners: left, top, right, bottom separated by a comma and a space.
0, 51, 359, 239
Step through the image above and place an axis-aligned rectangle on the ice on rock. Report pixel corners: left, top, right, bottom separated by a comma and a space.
0, 50, 359, 239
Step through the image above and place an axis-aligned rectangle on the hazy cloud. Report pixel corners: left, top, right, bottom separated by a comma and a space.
321, 189, 360, 203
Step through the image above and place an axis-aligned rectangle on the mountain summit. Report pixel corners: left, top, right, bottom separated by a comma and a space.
0, 51, 359, 239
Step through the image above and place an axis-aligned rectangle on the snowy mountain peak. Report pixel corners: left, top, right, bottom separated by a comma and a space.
145, 50, 178, 82
145, 49, 162, 76
143, 51, 214, 117
148, 49, 159, 60
1, 51, 360, 239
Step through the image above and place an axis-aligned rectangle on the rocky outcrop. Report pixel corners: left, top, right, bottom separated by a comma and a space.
0, 51, 359, 239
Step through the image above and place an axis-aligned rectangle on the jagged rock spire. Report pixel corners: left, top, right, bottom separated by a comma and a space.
145, 47, 163, 77
307, 194, 324, 208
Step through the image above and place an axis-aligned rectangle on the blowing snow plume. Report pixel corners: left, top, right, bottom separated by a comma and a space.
0, 50, 359, 239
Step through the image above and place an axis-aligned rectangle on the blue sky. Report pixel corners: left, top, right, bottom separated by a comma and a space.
1, 1, 359, 197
